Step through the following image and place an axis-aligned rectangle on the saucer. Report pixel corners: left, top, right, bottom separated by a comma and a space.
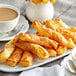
0, 15, 29, 41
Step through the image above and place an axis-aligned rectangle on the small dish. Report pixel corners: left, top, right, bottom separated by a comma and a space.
0, 15, 29, 41
61, 55, 72, 72
61, 55, 76, 76
61, 47, 76, 73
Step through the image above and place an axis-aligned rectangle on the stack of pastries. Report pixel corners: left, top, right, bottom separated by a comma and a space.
0, 18, 76, 67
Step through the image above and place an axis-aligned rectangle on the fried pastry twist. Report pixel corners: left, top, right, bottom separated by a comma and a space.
44, 20, 61, 32
44, 19, 75, 48
32, 20, 72, 48
55, 18, 69, 29
56, 46, 67, 56
6, 47, 23, 67
0, 39, 15, 63
15, 39, 49, 60
19, 51, 33, 67
68, 27, 76, 32
18, 33, 58, 49
55, 18, 76, 33
55, 18, 76, 43
46, 48, 57, 57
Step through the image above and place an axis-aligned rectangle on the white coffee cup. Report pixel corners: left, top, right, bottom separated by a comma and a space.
71, 47, 76, 67
0, 4, 20, 33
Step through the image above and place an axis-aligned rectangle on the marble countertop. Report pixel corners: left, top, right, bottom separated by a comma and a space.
0, 0, 76, 76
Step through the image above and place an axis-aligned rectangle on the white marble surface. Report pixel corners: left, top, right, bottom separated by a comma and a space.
0, 0, 76, 76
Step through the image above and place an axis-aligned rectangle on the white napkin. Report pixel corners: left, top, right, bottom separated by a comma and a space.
19, 65, 76, 76
19, 65, 65, 76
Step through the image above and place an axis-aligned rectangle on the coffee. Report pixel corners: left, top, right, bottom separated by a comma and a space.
0, 8, 18, 21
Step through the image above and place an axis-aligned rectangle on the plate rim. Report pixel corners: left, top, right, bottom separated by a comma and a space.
0, 51, 71, 72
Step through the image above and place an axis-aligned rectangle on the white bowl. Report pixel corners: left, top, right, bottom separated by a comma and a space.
25, 1, 54, 23
71, 47, 76, 67
0, 4, 20, 33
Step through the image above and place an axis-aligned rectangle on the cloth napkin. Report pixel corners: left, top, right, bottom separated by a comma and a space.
19, 65, 76, 76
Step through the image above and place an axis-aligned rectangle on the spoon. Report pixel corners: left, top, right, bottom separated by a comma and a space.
66, 60, 76, 74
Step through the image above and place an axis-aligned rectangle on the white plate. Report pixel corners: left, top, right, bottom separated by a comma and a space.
0, 18, 73, 72
0, 15, 29, 41
0, 50, 71, 72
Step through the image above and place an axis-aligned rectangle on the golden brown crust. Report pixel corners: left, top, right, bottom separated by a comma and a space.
55, 18, 68, 30
61, 30, 76, 43
32, 20, 68, 47
19, 51, 33, 67
68, 27, 76, 32
0, 39, 15, 63
56, 46, 67, 56
54, 18, 76, 44
46, 48, 57, 57
18, 33, 58, 49
15, 39, 49, 60
44, 19, 75, 48
6, 47, 23, 67
1, 18, 76, 68
44, 20, 60, 32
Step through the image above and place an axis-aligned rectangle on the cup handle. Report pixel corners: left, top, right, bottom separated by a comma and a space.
66, 60, 76, 74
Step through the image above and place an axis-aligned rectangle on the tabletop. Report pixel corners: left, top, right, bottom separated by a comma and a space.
0, 0, 76, 76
